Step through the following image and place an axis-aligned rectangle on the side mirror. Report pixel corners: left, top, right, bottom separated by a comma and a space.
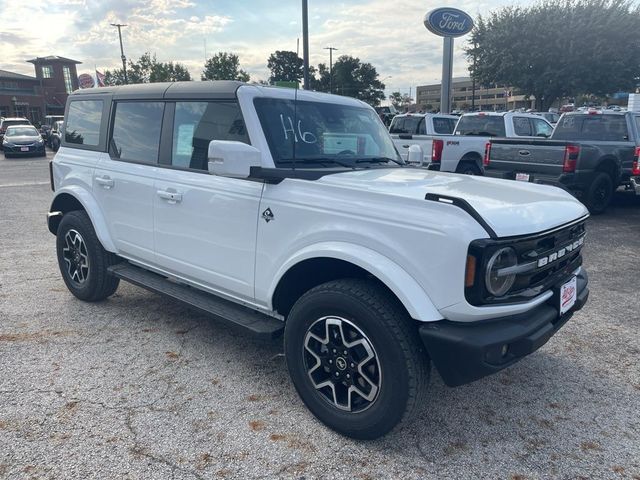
208, 140, 261, 178
406, 144, 424, 166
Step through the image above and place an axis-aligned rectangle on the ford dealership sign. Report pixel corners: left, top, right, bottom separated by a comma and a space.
424, 8, 474, 37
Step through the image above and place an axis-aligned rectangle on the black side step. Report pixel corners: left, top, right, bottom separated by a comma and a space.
108, 263, 284, 339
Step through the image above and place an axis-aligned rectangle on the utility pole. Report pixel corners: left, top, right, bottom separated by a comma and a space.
302, 0, 310, 89
324, 46, 338, 94
111, 23, 128, 84
471, 40, 477, 111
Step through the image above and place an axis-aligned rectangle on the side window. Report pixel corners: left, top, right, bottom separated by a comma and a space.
65, 100, 103, 146
433, 117, 456, 134
109, 102, 164, 163
532, 118, 553, 137
171, 102, 249, 170
513, 116, 532, 136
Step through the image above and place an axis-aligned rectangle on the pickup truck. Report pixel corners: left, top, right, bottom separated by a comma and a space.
47, 81, 589, 439
484, 110, 640, 213
389, 112, 458, 162
394, 112, 554, 175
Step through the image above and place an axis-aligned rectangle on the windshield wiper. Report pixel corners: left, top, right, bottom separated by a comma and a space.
355, 157, 404, 166
277, 157, 355, 168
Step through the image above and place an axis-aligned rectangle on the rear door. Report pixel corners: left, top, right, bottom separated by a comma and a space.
93, 101, 163, 264
390, 115, 433, 163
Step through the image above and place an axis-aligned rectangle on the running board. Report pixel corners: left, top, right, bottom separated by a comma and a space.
108, 263, 284, 339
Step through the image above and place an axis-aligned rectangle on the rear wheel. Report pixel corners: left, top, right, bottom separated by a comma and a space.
585, 172, 614, 214
284, 279, 429, 439
456, 160, 482, 175
56, 210, 120, 301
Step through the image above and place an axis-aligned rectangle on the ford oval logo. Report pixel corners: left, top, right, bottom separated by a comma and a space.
424, 8, 474, 37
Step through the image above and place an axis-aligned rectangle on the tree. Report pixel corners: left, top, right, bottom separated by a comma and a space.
267, 50, 303, 83
310, 55, 386, 106
202, 52, 250, 82
466, 0, 640, 110
389, 91, 413, 109
103, 53, 191, 85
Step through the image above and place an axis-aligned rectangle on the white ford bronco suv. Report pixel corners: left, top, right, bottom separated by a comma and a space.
47, 81, 589, 439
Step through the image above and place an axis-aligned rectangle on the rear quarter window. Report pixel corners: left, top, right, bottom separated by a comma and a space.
65, 100, 103, 146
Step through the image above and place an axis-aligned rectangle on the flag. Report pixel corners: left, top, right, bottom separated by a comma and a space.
96, 70, 106, 87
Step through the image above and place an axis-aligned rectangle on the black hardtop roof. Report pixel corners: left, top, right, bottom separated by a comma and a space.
69, 80, 245, 100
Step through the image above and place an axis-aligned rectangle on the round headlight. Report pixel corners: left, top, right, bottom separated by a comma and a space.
485, 247, 518, 297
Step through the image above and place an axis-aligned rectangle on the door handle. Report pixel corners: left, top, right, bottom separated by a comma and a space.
95, 176, 114, 189
518, 150, 531, 156
157, 189, 183, 204
402, 145, 410, 148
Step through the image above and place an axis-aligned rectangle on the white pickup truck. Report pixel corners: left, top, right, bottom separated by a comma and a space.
47, 82, 589, 439
389, 112, 458, 161
391, 112, 554, 175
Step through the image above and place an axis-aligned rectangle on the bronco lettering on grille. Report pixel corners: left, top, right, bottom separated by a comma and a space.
536, 237, 585, 268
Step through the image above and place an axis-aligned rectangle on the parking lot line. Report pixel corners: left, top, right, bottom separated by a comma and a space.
0, 181, 50, 188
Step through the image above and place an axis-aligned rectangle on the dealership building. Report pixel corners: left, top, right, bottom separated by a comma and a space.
416, 76, 535, 112
0, 56, 80, 124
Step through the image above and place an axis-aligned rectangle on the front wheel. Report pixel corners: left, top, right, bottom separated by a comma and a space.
56, 210, 120, 301
284, 279, 429, 439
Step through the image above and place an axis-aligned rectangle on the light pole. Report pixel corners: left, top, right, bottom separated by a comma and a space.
324, 46, 338, 94
111, 23, 128, 84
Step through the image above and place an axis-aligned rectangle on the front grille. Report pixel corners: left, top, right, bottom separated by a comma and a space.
498, 221, 586, 302
466, 217, 588, 306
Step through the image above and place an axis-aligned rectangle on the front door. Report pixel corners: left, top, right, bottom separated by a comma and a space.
152, 100, 263, 301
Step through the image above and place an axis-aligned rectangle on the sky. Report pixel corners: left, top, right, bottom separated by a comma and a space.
0, 0, 517, 98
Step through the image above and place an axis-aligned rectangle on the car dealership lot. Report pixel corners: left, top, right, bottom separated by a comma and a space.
0, 151, 639, 479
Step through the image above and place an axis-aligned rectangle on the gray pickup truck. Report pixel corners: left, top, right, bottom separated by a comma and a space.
485, 111, 640, 213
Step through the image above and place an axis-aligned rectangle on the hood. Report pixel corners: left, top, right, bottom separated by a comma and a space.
316, 168, 588, 238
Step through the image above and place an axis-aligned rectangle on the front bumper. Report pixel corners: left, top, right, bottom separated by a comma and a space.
419, 268, 589, 387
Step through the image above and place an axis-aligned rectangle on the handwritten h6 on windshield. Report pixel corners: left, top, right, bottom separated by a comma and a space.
280, 114, 317, 144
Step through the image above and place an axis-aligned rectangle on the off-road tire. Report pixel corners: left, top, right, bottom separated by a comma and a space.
284, 279, 430, 440
585, 172, 614, 214
56, 210, 120, 301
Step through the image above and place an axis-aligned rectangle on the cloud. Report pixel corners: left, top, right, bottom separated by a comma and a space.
0, 0, 516, 98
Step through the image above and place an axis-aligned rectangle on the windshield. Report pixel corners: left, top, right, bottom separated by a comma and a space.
455, 115, 506, 137
6, 127, 39, 137
553, 114, 629, 141
254, 98, 401, 168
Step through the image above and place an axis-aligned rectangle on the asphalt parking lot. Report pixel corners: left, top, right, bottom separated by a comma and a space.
1, 150, 639, 480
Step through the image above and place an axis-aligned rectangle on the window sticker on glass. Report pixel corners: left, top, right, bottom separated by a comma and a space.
322, 134, 377, 155
176, 124, 195, 156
